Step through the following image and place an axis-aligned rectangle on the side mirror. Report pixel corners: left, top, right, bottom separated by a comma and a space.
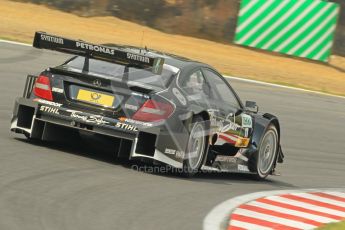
245, 101, 259, 113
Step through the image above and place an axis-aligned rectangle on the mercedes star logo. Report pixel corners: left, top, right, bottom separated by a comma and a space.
93, 79, 102, 87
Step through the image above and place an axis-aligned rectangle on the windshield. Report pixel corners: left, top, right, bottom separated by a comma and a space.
65, 56, 177, 89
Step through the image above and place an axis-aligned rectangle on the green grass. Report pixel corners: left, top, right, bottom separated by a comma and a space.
317, 221, 345, 230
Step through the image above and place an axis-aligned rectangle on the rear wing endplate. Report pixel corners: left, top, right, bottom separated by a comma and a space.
33, 32, 165, 74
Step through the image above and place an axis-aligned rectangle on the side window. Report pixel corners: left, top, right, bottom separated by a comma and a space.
181, 70, 207, 95
203, 69, 241, 108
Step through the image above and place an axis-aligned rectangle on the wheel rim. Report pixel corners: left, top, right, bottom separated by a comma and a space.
258, 129, 277, 175
187, 122, 205, 170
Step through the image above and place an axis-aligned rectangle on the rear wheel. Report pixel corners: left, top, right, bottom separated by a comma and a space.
182, 116, 207, 177
251, 125, 278, 180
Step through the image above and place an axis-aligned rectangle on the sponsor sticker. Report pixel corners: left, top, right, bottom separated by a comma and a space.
165, 148, 185, 159
215, 155, 237, 163
241, 114, 253, 128
119, 117, 152, 127
221, 121, 240, 132
165, 148, 176, 155
40, 105, 60, 115
52, 87, 64, 93
41, 34, 64, 44
238, 164, 250, 172
34, 98, 62, 107
76, 41, 115, 55
66, 109, 109, 125
126, 53, 150, 64
115, 122, 138, 131
124, 104, 138, 111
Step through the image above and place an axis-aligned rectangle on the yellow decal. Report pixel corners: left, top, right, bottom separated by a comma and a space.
77, 89, 114, 107
235, 137, 250, 148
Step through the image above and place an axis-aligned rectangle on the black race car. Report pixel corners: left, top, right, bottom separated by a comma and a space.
10, 32, 284, 179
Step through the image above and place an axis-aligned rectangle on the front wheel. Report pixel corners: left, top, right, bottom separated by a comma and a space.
251, 125, 279, 180
182, 116, 207, 177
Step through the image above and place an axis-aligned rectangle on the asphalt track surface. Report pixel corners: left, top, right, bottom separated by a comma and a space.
1, 42, 345, 230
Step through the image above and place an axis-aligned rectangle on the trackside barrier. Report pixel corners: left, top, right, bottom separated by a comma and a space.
234, 0, 340, 62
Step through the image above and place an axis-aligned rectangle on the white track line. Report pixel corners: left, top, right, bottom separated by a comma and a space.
203, 188, 345, 230
0, 39, 31, 47
1, 39, 344, 100
224, 75, 345, 100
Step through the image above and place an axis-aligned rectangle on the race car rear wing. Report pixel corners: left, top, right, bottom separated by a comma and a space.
32, 32, 165, 74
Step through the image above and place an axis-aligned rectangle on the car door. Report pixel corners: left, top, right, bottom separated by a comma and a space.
201, 68, 253, 150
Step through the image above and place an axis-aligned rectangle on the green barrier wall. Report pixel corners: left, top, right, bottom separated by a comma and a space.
234, 0, 340, 62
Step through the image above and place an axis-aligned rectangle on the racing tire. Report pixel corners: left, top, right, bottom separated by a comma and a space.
182, 116, 207, 177
250, 125, 279, 180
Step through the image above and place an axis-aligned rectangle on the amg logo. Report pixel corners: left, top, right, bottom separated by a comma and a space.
76, 42, 115, 55
127, 53, 150, 64
41, 34, 64, 45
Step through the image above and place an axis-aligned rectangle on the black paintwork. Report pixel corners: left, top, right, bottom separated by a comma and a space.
10, 32, 284, 175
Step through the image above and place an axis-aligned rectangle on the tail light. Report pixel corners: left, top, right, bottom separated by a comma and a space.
132, 99, 174, 122
33, 75, 53, 101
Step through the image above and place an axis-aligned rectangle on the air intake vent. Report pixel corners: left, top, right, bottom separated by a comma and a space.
136, 132, 157, 157
17, 105, 35, 129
